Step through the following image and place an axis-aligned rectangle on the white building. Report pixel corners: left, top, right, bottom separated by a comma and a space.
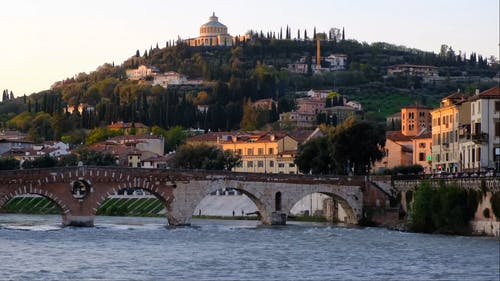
459, 87, 500, 172
324, 54, 348, 71
126, 65, 157, 80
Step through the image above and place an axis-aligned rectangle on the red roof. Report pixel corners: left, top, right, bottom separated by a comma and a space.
470, 87, 500, 100
386, 131, 413, 142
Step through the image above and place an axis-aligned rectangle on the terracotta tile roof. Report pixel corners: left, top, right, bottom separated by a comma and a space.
412, 131, 432, 139
444, 91, 467, 101
186, 131, 233, 143
386, 131, 413, 142
288, 130, 316, 143
470, 87, 500, 100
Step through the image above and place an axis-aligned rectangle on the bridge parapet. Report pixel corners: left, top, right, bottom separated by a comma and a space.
393, 177, 500, 192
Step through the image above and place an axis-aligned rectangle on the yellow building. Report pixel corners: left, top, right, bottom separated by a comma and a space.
220, 132, 299, 174
431, 92, 467, 172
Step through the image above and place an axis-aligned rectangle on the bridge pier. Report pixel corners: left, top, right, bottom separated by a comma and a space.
63, 215, 95, 227
270, 212, 288, 225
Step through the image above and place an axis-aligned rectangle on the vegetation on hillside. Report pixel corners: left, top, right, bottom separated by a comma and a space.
0, 37, 497, 144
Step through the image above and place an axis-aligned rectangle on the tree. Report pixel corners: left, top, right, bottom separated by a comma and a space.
152, 125, 187, 152
295, 118, 385, 175
240, 99, 258, 130
295, 137, 333, 174
22, 154, 58, 169
329, 119, 385, 175
77, 148, 116, 166
58, 154, 78, 166
0, 158, 20, 170
171, 143, 240, 170
85, 127, 123, 145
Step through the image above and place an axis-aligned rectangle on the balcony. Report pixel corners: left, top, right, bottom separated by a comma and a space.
471, 133, 488, 143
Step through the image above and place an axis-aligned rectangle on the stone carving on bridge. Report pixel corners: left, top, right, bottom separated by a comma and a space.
71, 180, 91, 200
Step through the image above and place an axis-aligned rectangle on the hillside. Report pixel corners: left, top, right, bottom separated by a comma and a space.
0, 37, 498, 143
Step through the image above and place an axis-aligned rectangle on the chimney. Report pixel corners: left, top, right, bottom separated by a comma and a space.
316, 38, 321, 68
270, 134, 275, 141
475, 89, 480, 95
231, 135, 237, 142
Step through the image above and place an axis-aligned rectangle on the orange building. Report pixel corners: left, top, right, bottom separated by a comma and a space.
401, 104, 432, 136
412, 132, 433, 173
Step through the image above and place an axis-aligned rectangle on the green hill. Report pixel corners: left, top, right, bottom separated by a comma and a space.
0, 37, 497, 143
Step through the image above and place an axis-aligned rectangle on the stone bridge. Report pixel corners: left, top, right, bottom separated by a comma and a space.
0, 166, 367, 227
392, 176, 500, 193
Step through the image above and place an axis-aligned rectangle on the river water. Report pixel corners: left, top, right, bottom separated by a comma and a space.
0, 214, 498, 281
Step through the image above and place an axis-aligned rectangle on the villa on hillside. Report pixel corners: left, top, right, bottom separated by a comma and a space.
125, 65, 158, 80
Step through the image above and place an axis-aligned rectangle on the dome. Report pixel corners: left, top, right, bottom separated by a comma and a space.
201, 12, 227, 28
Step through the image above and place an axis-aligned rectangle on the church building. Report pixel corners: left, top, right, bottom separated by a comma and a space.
185, 13, 233, 47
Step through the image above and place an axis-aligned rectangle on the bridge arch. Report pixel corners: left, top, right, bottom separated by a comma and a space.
170, 180, 270, 225
92, 179, 173, 217
283, 187, 361, 224
0, 186, 70, 222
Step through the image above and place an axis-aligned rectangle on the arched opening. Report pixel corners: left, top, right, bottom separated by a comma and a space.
193, 187, 260, 220
275, 192, 282, 211
0, 192, 66, 229
289, 192, 355, 223
94, 186, 169, 221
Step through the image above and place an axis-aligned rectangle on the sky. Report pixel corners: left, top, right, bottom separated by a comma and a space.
1, 0, 498, 96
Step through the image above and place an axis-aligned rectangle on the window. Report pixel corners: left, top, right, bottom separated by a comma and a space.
247, 161, 253, 168
289, 163, 295, 168
278, 163, 285, 168
495, 101, 500, 112
419, 153, 425, 161
236, 149, 242, 155
257, 161, 264, 168
268, 148, 274, 155
496, 122, 500, 137
258, 148, 264, 155
247, 148, 253, 156
269, 161, 274, 167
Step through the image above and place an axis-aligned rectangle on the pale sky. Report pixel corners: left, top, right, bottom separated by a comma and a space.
1, 0, 498, 96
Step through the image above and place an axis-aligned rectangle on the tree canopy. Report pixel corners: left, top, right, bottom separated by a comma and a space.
295, 118, 385, 175
171, 143, 241, 170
